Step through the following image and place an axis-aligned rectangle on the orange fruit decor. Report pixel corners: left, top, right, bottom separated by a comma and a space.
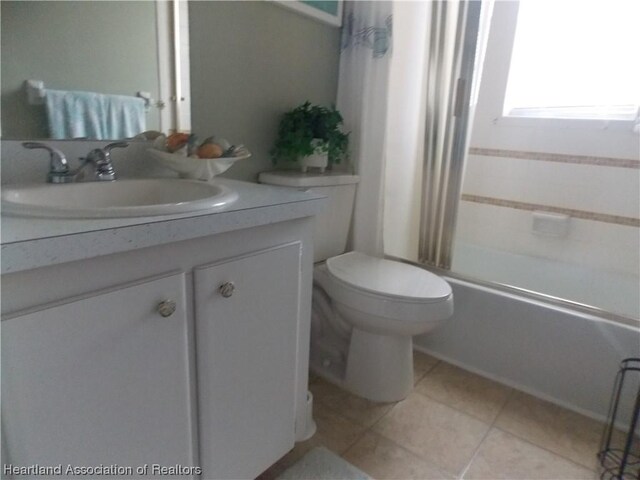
166, 133, 190, 153
197, 143, 224, 159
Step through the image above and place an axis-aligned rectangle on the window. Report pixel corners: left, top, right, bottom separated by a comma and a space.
503, 1, 640, 121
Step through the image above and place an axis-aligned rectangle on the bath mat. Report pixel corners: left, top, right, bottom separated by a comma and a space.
276, 447, 371, 480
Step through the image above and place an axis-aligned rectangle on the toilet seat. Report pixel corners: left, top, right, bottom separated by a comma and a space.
326, 252, 452, 303
315, 254, 453, 336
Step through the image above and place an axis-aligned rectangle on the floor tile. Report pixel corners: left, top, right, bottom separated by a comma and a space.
309, 374, 395, 428
413, 350, 439, 385
495, 391, 604, 470
416, 362, 512, 423
373, 392, 491, 475
258, 401, 368, 480
310, 401, 368, 455
343, 431, 453, 480
463, 428, 596, 479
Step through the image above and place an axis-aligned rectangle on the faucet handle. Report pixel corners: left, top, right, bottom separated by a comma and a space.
22, 142, 73, 183
82, 142, 127, 182
22, 142, 69, 174
103, 141, 129, 154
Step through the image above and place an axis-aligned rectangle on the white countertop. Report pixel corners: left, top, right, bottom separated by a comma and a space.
1, 179, 326, 274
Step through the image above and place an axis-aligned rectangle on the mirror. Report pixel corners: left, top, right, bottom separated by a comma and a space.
0, 1, 190, 141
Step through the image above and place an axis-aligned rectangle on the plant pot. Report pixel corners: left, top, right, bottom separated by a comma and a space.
300, 139, 329, 173
300, 152, 328, 173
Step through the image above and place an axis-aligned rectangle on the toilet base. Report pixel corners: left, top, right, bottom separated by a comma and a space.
344, 328, 413, 403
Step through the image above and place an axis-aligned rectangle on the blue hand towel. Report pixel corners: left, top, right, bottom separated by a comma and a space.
45, 89, 146, 140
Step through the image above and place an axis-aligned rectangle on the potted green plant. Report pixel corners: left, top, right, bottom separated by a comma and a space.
271, 102, 349, 173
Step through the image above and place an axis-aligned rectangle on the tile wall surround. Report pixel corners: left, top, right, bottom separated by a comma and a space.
457, 146, 640, 282
259, 351, 619, 480
455, 202, 640, 277
462, 154, 639, 219
463, 147, 640, 224
461, 194, 640, 228
468, 147, 640, 169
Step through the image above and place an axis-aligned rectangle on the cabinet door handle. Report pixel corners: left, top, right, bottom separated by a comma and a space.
219, 282, 235, 298
157, 300, 177, 317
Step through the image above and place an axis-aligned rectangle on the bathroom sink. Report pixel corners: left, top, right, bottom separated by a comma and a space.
1, 179, 238, 218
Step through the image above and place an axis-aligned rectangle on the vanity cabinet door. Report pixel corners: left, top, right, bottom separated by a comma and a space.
1, 273, 194, 475
194, 243, 301, 480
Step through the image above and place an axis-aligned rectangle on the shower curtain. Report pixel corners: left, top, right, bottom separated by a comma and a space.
337, 0, 393, 257
338, 0, 489, 266
383, 1, 431, 262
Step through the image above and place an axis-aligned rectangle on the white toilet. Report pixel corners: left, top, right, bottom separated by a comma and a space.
259, 171, 453, 402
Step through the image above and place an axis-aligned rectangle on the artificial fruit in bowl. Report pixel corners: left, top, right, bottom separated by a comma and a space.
152, 134, 167, 150
197, 142, 224, 159
166, 132, 190, 153
152, 133, 243, 160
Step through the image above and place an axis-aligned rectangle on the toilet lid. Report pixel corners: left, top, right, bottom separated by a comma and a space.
326, 252, 452, 302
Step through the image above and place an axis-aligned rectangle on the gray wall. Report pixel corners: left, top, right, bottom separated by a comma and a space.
1, 1, 340, 183
189, 1, 341, 181
1, 1, 160, 139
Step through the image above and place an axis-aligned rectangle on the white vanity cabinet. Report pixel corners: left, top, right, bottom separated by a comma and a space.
2, 203, 318, 479
194, 243, 301, 479
1, 273, 194, 472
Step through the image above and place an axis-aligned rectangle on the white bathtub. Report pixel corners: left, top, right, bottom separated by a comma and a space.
415, 274, 640, 423
452, 242, 639, 319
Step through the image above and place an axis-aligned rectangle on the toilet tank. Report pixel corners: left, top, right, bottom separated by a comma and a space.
259, 171, 360, 262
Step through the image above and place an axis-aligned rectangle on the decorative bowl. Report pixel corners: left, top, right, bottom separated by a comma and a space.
148, 148, 251, 181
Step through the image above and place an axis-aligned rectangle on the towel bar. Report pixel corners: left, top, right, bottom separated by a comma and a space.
24, 79, 156, 109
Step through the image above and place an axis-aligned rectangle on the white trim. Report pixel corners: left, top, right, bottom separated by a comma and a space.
271, 0, 343, 27
507, 105, 638, 122
155, 0, 191, 134
155, 0, 174, 133
172, 1, 182, 130
494, 114, 637, 132
176, 0, 191, 132
487, 2, 638, 134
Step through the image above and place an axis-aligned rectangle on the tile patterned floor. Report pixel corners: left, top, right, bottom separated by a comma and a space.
259, 351, 609, 479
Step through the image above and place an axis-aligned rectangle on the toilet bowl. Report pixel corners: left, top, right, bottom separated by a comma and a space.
258, 171, 454, 402
315, 252, 453, 402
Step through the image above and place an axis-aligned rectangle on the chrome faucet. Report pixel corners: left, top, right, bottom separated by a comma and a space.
22, 142, 72, 183
23, 141, 129, 183
79, 142, 129, 181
